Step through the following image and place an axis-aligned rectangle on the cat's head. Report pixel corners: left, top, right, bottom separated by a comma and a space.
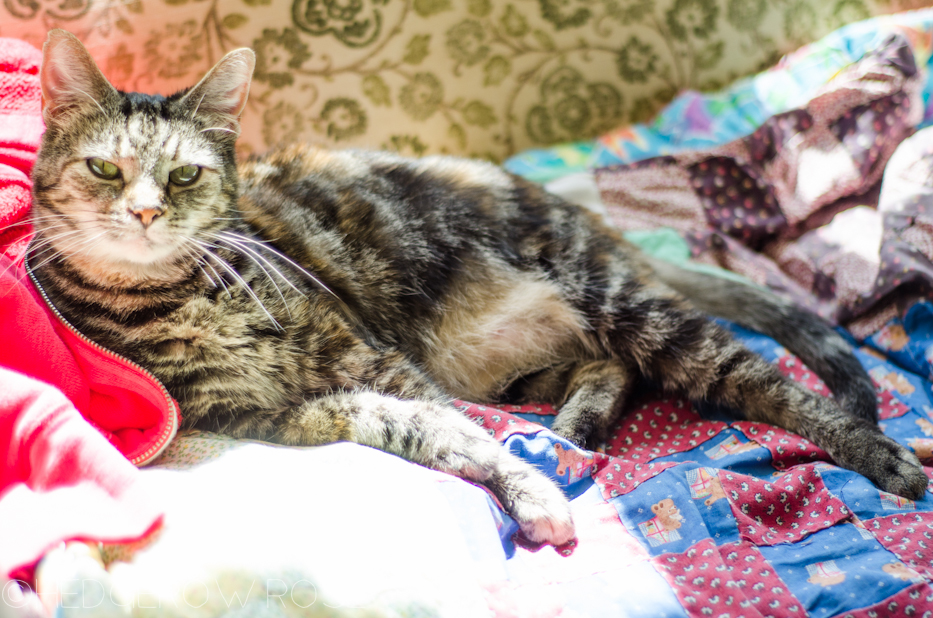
31, 30, 255, 282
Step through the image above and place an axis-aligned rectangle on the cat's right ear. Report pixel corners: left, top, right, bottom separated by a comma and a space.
40, 30, 117, 126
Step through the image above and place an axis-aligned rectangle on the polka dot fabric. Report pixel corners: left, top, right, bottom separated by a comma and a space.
733, 422, 830, 470
719, 465, 850, 545
605, 398, 726, 462
835, 583, 933, 618
652, 539, 806, 618
866, 513, 933, 581
688, 157, 785, 249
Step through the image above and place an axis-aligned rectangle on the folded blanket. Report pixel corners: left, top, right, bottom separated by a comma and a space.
0, 38, 169, 582
595, 33, 923, 329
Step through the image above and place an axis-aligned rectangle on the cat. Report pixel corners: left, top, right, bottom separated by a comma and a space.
25, 29, 928, 546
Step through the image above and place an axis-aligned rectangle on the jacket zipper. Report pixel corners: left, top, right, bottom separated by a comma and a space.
24, 255, 179, 467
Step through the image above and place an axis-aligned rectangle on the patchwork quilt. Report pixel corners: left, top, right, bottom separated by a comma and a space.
447, 325, 933, 617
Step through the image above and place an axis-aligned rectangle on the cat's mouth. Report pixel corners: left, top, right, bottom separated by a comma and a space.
94, 223, 182, 265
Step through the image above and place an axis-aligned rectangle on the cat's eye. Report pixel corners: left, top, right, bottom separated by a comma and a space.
169, 165, 201, 187
87, 158, 120, 180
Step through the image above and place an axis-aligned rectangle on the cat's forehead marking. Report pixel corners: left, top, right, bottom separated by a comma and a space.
106, 113, 222, 171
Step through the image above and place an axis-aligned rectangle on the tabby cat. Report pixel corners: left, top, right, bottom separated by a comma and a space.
27, 30, 928, 546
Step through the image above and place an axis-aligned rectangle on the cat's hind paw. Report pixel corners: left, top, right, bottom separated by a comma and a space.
835, 426, 929, 501
870, 440, 929, 501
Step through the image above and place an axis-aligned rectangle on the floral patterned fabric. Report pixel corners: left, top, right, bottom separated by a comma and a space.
0, 0, 927, 163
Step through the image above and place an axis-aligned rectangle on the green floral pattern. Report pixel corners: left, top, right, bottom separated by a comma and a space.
253, 27, 311, 88
527, 66, 622, 143
1, 0, 926, 161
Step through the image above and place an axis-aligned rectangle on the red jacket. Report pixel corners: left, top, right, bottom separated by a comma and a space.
0, 38, 168, 582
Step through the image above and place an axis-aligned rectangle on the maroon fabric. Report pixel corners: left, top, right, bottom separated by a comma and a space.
595, 33, 928, 332
866, 512, 933, 580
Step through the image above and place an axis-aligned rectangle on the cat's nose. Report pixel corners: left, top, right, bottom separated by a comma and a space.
130, 207, 163, 228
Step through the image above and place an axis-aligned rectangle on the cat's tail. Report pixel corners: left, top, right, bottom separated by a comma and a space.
645, 257, 878, 423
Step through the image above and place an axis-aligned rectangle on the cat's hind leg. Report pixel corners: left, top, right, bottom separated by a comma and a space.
599, 286, 928, 499
504, 359, 634, 449
272, 391, 576, 545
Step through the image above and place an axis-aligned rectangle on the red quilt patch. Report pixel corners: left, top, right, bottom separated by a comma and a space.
733, 422, 829, 470
455, 401, 546, 440
605, 398, 726, 461
653, 538, 805, 618
592, 454, 679, 499
834, 582, 933, 618
865, 512, 933, 580
719, 465, 849, 545
775, 354, 829, 396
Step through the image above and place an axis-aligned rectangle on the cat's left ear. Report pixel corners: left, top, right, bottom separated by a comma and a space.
181, 48, 255, 133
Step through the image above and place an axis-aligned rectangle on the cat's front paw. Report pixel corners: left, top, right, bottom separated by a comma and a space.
835, 425, 928, 500
488, 452, 576, 546
510, 479, 576, 546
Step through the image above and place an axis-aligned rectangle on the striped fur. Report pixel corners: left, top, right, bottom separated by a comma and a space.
27, 32, 928, 546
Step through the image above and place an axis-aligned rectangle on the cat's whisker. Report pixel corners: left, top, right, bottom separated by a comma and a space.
196, 235, 293, 319
208, 232, 305, 296
179, 238, 225, 294
27, 226, 109, 271
194, 247, 232, 298
76, 231, 111, 258
194, 245, 283, 331
200, 127, 239, 135
213, 231, 338, 301
0, 217, 80, 236
192, 256, 217, 289
27, 229, 96, 257
2, 216, 64, 228
210, 236, 294, 319
30, 238, 88, 270
27, 225, 109, 255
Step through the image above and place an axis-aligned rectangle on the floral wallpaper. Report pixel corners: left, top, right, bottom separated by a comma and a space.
0, 0, 930, 161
